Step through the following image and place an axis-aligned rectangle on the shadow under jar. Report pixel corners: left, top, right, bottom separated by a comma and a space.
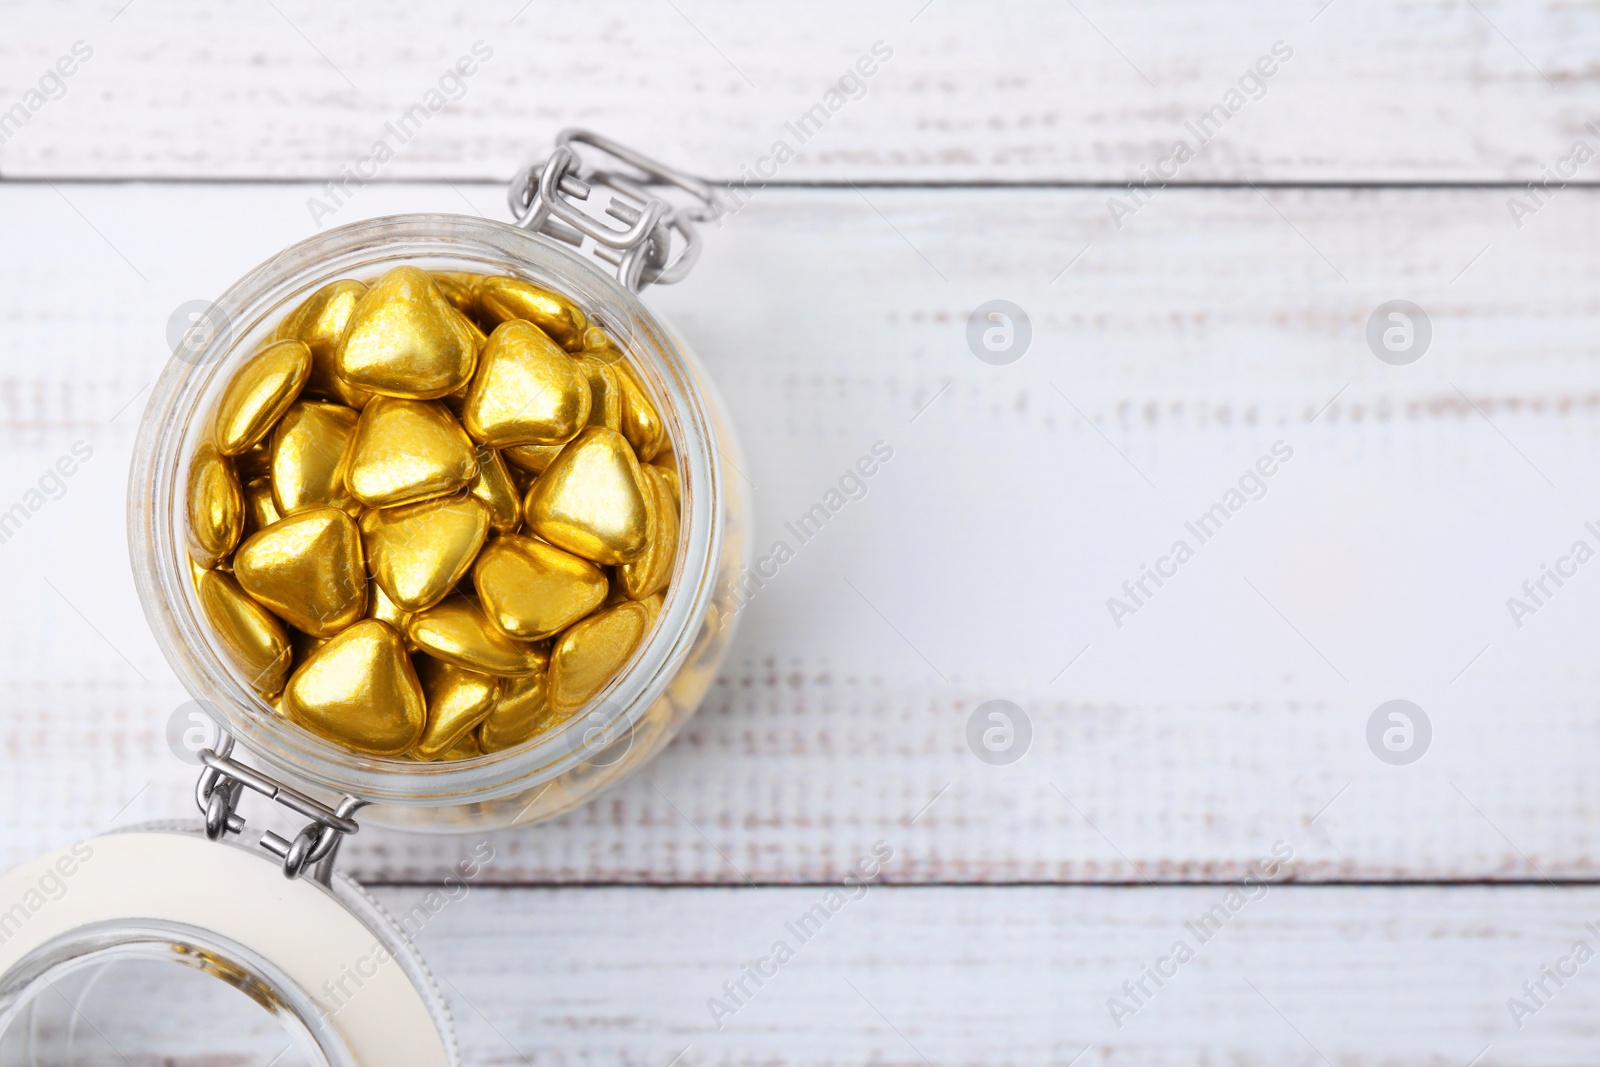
129, 214, 748, 832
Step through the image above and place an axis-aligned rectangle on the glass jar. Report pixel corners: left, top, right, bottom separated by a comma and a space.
128, 213, 748, 832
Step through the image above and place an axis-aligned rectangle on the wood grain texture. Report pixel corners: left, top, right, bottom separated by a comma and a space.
0, 11, 1592, 1064
390, 883, 1600, 1065
1, 181, 1597, 884
0, 1, 1597, 182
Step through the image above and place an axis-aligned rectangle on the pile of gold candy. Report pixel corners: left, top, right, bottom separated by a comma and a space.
184, 266, 679, 761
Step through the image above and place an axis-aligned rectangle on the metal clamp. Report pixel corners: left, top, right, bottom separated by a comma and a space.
195, 733, 364, 884
508, 128, 725, 292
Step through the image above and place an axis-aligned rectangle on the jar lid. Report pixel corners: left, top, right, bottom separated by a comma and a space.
0, 828, 455, 1066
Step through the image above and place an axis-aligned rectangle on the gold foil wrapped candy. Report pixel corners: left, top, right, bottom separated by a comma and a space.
213, 339, 313, 456
478, 668, 552, 753
406, 594, 547, 677
463, 319, 591, 447
524, 426, 650, 565
194, 569, 291, 696
276, 279, 372, 409
578, 357, 624, 432
431, 271, 481, 317
413, 657, 500, 760
502, 442, 563, 474
281, 620, 426, 756
361, 495, 489, 612
336, 266, 481, 399
477, 275, 587, 350
347, 398, 478, 508
186, 268, 680, 761
619, 465, 678, 600
468, 447, 522, 534
614, 360, 666, 462
548, 600, 650, 717
235, 440, 273, 484
185, 442, 244, 568
233, 508, 367, 639
241, 476, 282, 538
367, 580, 413, 640
473, 534, 609, 641
269, 400, 359, 515
651, 452, 680, 504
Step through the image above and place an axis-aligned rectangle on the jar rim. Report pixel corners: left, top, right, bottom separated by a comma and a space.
0, 826, 458, 1066
128, 213, 725, 805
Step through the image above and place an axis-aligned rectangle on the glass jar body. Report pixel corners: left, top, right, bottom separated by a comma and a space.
129, 215, 747, 830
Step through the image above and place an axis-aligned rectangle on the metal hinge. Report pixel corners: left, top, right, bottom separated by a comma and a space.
195, 733, 364, 885
507, 128, 726, 292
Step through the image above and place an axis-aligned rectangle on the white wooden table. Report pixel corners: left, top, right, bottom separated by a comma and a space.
4, 1, 1600, 1061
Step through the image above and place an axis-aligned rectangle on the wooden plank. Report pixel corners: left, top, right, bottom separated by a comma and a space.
2, 182, 1599, 883
1, 1, 1597, 182
26, 881, 1590, 1063
387, 883, 1600, 1065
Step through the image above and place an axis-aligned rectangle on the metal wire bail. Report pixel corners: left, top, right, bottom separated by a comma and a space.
508, 128, 725, 292
194, 732, 364, 884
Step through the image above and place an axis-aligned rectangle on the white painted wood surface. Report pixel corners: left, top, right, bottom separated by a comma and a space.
2, 3, 1597, 1061
390, 884, 1600, 1065
1, 1, 1599, 182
